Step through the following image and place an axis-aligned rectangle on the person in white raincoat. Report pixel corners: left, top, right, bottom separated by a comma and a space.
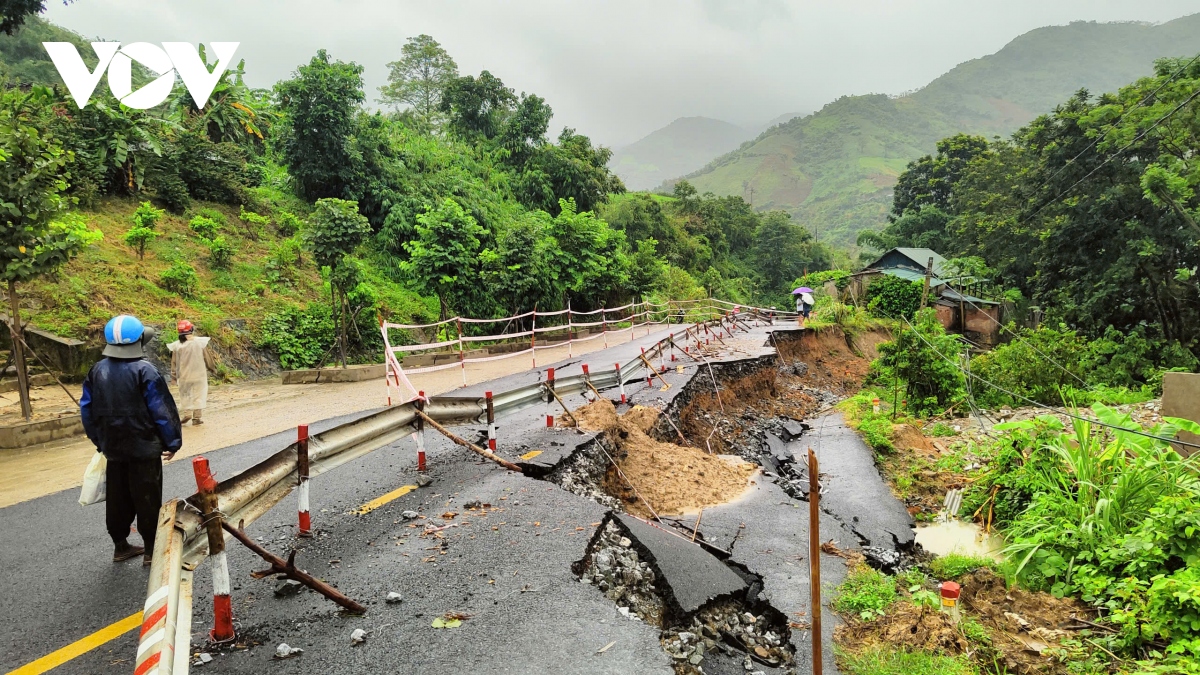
167, 320, 216, 425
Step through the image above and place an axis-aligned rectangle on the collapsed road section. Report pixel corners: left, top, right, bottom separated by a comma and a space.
101, 316, 914, 675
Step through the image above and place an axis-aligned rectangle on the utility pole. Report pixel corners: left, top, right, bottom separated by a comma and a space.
920, 256, 934, 311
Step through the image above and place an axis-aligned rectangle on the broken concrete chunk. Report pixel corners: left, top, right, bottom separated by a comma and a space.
415, 474, 432, 487
274, 643, 302, 659
350, 628, 367, 645
274, 579, 303, 597
781, 419, 807, 442
198, 652, 213, 664
401, 510, 420, 520
385, 592, 403, 603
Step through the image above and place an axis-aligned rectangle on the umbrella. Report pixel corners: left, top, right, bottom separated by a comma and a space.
792, 287, 814, 294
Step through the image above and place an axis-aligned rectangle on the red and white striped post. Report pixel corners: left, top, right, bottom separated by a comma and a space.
192, 457, 234, 643
297, 424, 312, 538
582, 364, 593, 400
615, 362, 626, 404
485, 391, 497, 452
415, 391, 427, 472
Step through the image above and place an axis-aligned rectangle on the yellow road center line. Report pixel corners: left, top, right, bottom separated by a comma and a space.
520, 450, 543, 460
7, 611, 141, 675
354, 485, 418, 515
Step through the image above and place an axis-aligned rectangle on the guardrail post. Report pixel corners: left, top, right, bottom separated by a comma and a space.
566, 302, 573, 358
602, 309, 609, 348
546, 367, 555, 427
192, 457, 234, 643
485, 391, 496, 452
615, 362, 626, 404
297, 424, 312, 538
531, 310, 537, 368
457, 318, 467, 388
416, 391, 427, 471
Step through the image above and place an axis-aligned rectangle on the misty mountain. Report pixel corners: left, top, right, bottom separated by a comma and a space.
609, 117, 753, 191
673, 14, 1200, 246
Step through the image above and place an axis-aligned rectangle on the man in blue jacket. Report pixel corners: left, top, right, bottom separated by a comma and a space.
81, 315, 183, 566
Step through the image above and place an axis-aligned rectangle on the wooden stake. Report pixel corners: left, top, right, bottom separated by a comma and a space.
808, 448, 823, 674
414, 409, 523, 472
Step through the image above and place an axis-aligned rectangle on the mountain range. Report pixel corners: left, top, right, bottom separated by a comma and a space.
609, 112, 806, 191
668, 14, 1200, 247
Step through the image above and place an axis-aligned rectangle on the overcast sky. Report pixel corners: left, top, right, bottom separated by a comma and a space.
44, 0, 1200, 147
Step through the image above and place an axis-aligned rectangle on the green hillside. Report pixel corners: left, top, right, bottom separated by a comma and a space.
676, 14, 1200, 247
610, 116, 753, 191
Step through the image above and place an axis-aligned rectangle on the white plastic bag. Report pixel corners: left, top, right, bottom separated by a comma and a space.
79, 452, 107, 506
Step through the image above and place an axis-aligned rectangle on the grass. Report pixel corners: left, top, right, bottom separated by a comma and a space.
838, 646, 979, 675
20, 196, 427, 349
833, 564, 898, 621
929, 553, 994, 580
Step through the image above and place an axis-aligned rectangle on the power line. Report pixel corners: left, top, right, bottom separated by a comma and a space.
1024, 82, 1200, 224
893, 312, 1200, 451
1037, 52, 1200, 192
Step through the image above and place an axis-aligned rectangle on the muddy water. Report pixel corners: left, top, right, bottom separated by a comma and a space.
916, 520, 1005, 560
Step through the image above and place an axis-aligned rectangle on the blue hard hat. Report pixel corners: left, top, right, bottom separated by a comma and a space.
103, 315, 151, 358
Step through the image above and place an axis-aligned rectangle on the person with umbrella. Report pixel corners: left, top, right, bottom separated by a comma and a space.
793, 287, 815, 327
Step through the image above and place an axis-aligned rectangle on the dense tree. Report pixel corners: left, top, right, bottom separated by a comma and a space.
890, 134, 990, 219
0, 86, 100, 417
440, 71, 516, 142
378, 35, 458, 133
400, 198, 485, 320
305, 197, 371, 366
0, 0, 71, 35
752, 211, 830, 298
275, 50, 365, 200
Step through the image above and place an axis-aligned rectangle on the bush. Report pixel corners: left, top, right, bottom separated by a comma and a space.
866, 275, 924, 320
876, 308, 964, 417
188, 215, 220, 240
159, 261, 198, 296
833, 565, 897, 621
195, 208, 227, 227
970, 326, 1089, 407
255, 304, 335, 370
132, 201, 164, 229
240, 205, 270, 227
123, 226, 158, 260
929, 554, 993, 580
277, 210, 303, 236
207, 236, 234, 270
265, 237, 304, 286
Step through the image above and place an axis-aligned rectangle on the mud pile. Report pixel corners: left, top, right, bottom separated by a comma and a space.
572, 399, 757, 517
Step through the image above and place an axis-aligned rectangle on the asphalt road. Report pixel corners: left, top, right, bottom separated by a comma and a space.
0, 323, 913, 675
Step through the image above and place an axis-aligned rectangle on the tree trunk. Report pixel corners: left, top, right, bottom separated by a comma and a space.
338, 288, 349, 369
8, 280, 31, 421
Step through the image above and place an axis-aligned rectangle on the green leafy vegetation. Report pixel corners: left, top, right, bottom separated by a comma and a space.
928, 554, 993, 581
833, 565, 898, 621
159, 261, 198, 297
838, 645, 979, 675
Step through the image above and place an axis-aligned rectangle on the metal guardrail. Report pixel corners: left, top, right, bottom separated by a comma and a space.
133, 309, 773, 674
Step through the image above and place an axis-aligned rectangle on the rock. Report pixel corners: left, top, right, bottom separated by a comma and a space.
274, 579, 303, 597
350, 628, 367, 645
619, 537, 632, 548
754, 646, 770, 658
464, 499, 482, 509
689, 653, 704, 665
678, 631, 696, 644
415, 474, 432, 487
198, 653, 213, 664
274, 643, 302, 659
742, 612, 756, 624
401, 510, 420, 520
385, 592, 403, 603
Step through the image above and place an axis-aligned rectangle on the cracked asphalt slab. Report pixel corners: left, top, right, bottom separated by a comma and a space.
0, 323, 912, 675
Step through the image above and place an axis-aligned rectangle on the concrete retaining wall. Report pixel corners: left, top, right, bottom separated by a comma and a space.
0, 414, 84, 448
